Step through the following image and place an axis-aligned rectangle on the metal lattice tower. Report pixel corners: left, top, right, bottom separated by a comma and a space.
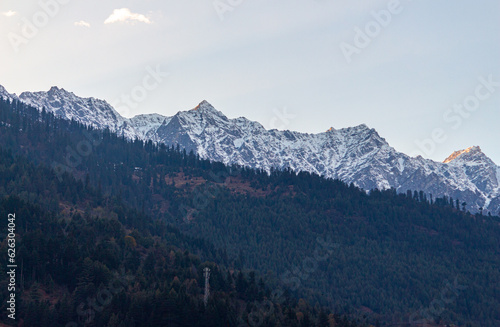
203, 267, 210, 306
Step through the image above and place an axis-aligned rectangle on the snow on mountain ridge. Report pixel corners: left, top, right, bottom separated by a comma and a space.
20, 86, 125, 128
17, 86, 171, 142
0, 85, 18, 102
444, 146, 483, 164
151, 103, 499, 213
0, 85, 9, 99
128, 114, 171, 140
3, 83, 499, 214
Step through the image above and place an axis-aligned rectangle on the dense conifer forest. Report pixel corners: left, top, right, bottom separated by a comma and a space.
0, 98, 499, 326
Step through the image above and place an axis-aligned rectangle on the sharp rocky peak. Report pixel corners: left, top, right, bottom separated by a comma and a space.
48, 86, 64, 93
337, 123, 373, 133
191, 100, 219, 114
0, 84, 14, 100
338, 123, 387, 143
181, 100, 229, 123
444, 146, 485, 164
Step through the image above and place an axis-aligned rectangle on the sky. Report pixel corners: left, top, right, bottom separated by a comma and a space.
1, 0, 499, 163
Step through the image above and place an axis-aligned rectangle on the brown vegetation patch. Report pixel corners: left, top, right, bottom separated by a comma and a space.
164, 171, 207, 190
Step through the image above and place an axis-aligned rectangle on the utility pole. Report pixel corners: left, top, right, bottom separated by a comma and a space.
203, 267, 210, 306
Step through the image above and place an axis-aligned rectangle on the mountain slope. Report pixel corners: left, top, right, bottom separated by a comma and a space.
18, 86, 169, 141
1, 98, 499, 326
0, 84, 18, 102
0, 146, 351, 327
8, 84, 500, 214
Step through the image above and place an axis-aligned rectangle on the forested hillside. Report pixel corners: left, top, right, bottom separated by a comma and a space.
1, 98, 499, 326
0, 137, 355, 326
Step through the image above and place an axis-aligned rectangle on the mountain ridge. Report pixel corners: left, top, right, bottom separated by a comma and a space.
2, 99, 499, 326
2, 84, 499, 214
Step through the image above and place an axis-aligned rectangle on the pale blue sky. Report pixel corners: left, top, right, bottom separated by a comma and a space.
1, 0, 499, 163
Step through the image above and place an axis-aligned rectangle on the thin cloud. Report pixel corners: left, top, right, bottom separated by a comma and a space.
74, 21, 91, 28
104, 8, 151, 25
2, 10, 17, 17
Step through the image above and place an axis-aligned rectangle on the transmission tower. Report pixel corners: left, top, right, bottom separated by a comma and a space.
203, 267, 211, 306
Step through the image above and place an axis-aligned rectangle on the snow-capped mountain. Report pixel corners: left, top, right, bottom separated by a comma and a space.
154, 101, 500, 213
17, 86, 171, 141
19, 87, 139, 137
5, 84, 500, 214
0, 85, 18, 102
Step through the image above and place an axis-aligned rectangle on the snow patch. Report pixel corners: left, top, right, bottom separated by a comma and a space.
233, 138, 244, 148
484, 197, 491, 210
397, 158, 405, 172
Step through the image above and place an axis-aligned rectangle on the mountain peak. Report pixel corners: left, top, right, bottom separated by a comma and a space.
48, 86, 73, 96
188, 100, 228, 120
444, 146, 483, 163
0, 84, 17, 101
0, 85, 10, 99
191, 100, 216, 112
